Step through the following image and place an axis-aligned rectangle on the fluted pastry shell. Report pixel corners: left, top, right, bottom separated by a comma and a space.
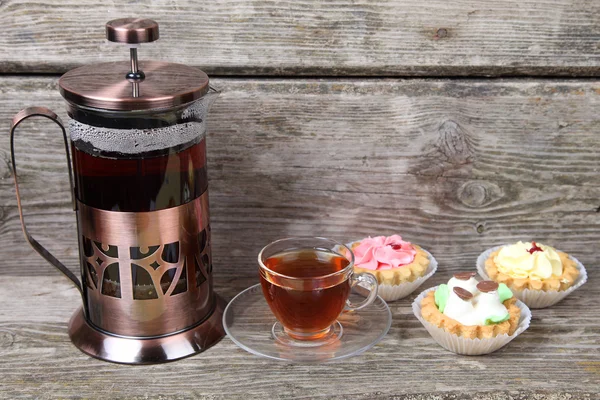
484, 249, 579, 292
420, 291, 521, 339
413, 287, 531, 355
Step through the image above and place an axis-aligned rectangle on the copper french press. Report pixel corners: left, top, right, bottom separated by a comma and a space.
9, 18, 225, 364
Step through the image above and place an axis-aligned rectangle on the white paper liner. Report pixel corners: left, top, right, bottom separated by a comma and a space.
476, 245, 588, 309
412, 286, 531, 355
347, 241, 438, 302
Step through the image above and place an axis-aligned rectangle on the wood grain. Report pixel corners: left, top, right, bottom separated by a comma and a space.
1, 77, 599, 279
0, 0, 599, 76
0, 275, 598, 399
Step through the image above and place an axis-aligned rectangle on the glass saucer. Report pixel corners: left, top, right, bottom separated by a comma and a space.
223, 284, 392, 363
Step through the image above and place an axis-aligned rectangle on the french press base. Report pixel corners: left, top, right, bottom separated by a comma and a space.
68, 298, 226, 364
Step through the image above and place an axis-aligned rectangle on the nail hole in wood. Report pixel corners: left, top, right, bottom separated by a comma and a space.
434, 28, 448, 40
476, 223, 485, 234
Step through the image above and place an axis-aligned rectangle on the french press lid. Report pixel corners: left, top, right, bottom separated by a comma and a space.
58, 18, 209, 111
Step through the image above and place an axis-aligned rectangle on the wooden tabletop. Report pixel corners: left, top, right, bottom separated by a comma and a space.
0, 271, 598, 399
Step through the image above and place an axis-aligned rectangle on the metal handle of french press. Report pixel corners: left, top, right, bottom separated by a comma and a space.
9, 107, 83, 295
9, 19, 160, 296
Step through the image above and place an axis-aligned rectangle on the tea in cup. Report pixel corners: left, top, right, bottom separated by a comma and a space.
258, 237, 378, 344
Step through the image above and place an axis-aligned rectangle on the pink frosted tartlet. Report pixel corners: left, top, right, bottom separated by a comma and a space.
350, 235, 437, 302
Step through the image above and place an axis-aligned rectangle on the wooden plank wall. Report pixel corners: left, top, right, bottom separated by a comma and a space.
2, 77, 599, 279
0, 0, 599, 76
0, 4, 597, 285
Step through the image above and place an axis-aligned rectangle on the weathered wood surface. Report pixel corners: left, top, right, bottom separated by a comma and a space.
0, 274, 598, 399
1, 77, 599, 279
0, 0, 599, 76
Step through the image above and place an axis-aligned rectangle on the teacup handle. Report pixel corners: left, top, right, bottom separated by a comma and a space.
345, 272, 379, 311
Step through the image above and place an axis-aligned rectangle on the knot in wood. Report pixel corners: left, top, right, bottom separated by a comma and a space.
457, 180, 503, 208
1, 152, 12, 180
436, 120, 474, 164
408, 120, 475, 177
0, 329, 15, 350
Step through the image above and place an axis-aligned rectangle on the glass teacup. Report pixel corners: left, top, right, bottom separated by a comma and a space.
258, 237, 378, 345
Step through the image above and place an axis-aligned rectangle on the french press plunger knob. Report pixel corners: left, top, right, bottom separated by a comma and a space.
106, 18, 159, 82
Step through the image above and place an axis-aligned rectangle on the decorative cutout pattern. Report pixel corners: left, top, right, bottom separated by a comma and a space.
81, 235, 210, 300
77, 192, 213, 336
131, 264, 158, 300
102, 263, 121, 298
195, 225, 212, 287
160, 268, 178, 294
85, 262, 98, 289
130, 245, 160, 260
161, 242, 180, 263
171, 265, 187, 295
82, 237, 120, 297
194, 257, 206, 287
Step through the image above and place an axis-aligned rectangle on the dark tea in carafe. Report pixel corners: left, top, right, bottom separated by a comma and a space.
69, 115, 209, 212
260, 249, 351, 338
71, 138, 208, 212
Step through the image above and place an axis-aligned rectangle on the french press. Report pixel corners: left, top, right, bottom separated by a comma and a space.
9, 18, 225, 364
